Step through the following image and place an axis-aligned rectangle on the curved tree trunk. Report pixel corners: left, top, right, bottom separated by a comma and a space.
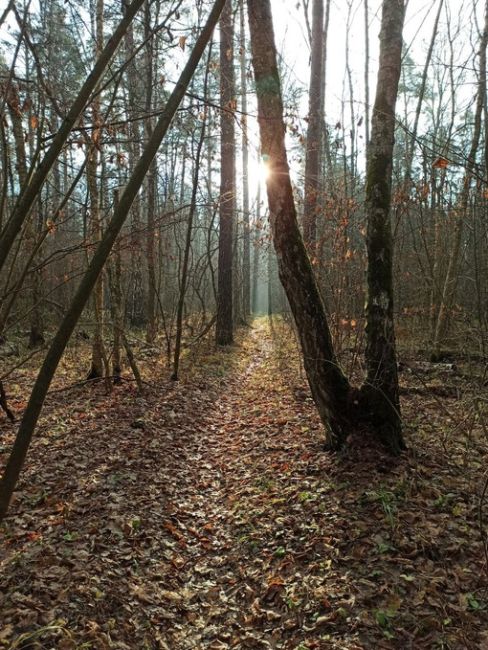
247, 0, 355, 449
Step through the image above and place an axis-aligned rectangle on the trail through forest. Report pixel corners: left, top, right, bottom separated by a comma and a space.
1, 320, 488, 649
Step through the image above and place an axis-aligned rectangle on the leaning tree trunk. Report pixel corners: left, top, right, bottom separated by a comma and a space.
247, 0, 355, 449
0, 0, 146, 276
0, 0, 227, 522
362, 0, 406, 453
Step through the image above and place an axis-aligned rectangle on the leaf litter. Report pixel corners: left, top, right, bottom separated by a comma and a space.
1, 318, 488, 648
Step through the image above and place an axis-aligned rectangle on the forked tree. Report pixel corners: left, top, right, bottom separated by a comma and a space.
247, 0, 406, 454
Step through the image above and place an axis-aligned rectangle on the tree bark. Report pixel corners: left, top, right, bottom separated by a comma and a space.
172, 48, 212, 380
247, 0, 354, 449
303, 0, 324, 247
251, 182, 261, 313
124, 0, 145, 328
364, 0, 370, 153
87, 0, 106, 380
110, 190, 122, 384
216, 0, 235, 345
3, 82, 44, 348
362, 0, 406, 453
144, 1, 157, 343
240, 0, 251, 321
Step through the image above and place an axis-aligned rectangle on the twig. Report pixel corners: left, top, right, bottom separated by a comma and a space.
0, 346, 46, 381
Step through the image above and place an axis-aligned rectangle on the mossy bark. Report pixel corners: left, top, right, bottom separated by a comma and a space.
363, 0, 406, 454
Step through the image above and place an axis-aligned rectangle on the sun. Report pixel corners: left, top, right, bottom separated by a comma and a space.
259, 160, 271, 182
248, 159, 271, 193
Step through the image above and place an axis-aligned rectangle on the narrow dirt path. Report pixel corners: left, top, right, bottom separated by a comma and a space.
156, 324, 312, 649
1, 320, 487, 649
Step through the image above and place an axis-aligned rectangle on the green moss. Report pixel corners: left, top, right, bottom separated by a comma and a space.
366, 152, 390, 213
255, 73, 281, 98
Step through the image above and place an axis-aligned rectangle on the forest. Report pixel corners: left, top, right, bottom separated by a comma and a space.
1, 0, 488, 647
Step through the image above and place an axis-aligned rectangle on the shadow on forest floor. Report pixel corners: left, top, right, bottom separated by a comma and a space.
1, 317, 488, 649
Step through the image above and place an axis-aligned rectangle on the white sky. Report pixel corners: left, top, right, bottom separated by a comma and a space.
240, 0, 479, 193
0, 0, 481, 195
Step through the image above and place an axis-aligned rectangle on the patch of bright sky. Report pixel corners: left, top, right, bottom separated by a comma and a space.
0, 0, 481, 198
244, 0, 480, 196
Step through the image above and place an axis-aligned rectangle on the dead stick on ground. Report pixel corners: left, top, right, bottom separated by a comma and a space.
121, 333, 144, 394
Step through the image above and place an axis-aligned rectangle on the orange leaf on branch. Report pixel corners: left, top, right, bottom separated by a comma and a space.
432, 157, 449, 169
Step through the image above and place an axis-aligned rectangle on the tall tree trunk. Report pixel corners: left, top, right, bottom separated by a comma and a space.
124, 0, 144, 327
145, 0, 157, 343
345, 0, 356, 193
172, 48, 212, 380
216, 0, 235, 345
3, 83, 44, 348
303, 0, 324, 247
110, 190, 122, 384
319, 0, 332, 183
87, 0, 106, 380
363, 0, 370, 152
251, 181, 261, 313
240, 0, 251, 321
362, 0, 406, 453
247, 0, 354, 449
0, 0, 227, 522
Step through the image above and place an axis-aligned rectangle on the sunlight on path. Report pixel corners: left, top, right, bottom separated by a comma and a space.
2, 319, 486, 649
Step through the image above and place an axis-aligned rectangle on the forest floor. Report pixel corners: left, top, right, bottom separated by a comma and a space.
1, 318, 488, 649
